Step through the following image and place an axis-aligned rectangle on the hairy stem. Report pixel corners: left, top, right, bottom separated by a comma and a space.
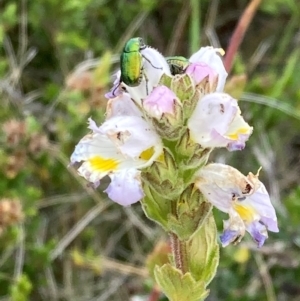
170, 202, 188, 273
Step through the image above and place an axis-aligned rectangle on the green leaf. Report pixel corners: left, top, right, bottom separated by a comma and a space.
187, 212, 219, 284
9, 274, 32, 301
285, 186, 300, 225
56, 31, 88, 49
1, 3, 17, 28
167, 199, 212, 241
141, 150, 185, 200
0, 26, 4, 44
166, 186, 212, 241
154, 264, 208, 301
270, 49, 300, 99
141, 183, 171, 230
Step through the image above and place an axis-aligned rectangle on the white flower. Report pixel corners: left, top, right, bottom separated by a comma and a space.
188, 93, 253, 150
194, 163, 279, 247
70, 102, 163, 206
189, 46, 228, 92
106, 93, 143, 119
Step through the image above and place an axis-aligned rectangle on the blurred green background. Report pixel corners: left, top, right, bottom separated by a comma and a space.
1, 0, 300, 300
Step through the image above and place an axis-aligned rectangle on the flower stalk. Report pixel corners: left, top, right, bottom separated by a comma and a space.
224, 0, 263, 73
170, 232, 188, 273
170, 199, 189, 274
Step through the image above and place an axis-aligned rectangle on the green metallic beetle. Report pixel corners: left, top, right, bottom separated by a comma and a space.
165, 56, 190, 75
113, 37, 162, 96
120, 37, 147, 87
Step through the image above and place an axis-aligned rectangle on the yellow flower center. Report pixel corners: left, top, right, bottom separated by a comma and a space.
139, 147, 164, 163
88, 156, 119, 172
227, 127, 250, 140
233, 203, 257, 223
139, 147, 155, 161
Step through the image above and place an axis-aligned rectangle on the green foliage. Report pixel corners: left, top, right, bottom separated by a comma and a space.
260, 0, 299, 15
1, 3, 18, 29
285, 187, 300, 226
9, 275, 32, 301
154, 264, 208, 301
187, 213, 219, 285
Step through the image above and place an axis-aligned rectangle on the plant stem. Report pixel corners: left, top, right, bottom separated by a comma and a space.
189, 0, 201, 54
170, 202, 188, 273
224, 0, 262, 73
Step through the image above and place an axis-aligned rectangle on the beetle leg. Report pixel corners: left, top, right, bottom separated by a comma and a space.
112, 82, 121, 96
143, 70, 149, 95
140, 66, 149, 95
142, 54, 163, 70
